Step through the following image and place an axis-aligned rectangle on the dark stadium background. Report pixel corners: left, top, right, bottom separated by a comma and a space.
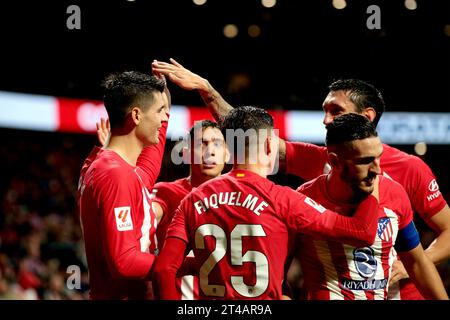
0, 0, 449, 299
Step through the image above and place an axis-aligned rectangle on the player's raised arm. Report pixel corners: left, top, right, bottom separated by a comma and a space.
152, 62, 171, 114
152, 58, 233, 124
283, 141, 328, 179
151, 58, 293, 165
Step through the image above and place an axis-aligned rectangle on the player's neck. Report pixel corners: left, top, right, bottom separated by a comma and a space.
326, 172, 358, 204
233, 163, 268, 178
107, 134, 143, 167
188, 171, 215, 187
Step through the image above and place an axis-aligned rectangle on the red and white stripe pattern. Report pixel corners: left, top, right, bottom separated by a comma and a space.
134, 168, 158, 254
300, 206, 400, 300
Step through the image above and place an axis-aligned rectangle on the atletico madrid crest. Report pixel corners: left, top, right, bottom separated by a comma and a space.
377, 217, 393, 242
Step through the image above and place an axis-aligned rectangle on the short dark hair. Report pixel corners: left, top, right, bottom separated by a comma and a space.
220, 106, 274, 159
329, 79, 385, 127
326, 113, 378, 149
187, 120, 221, 148
102, 71, 165, 129
189, 120, 220, 141
221, 106, 273, 133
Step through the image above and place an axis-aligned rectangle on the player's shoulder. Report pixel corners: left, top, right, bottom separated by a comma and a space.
380, 174, 405, 193
272, 180, 307, 205
89, 150, 135, 182
296, 175, 326, 194
241, 171, 279, 197
379, 175, 409, 205
177, 183, 207, 212
195, 173, 229, 191
186, 174, 226, 196
379, 175, 413, 222
382, 144, 429, 170
198, 171, 260, 188
82, 146, 103, 168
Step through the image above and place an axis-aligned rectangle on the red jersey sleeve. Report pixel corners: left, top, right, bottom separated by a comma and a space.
136, 116, 169, 190
97, 168, 155, 279
285, 141, 328, 181
152, 236, 187, 300
166, 197, 190, 244
405, 156, 447, 220
151, 182, 170, 215
277, 187, 379, 247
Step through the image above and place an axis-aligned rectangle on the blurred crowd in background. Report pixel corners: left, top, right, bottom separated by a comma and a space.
0, 128, 449, 300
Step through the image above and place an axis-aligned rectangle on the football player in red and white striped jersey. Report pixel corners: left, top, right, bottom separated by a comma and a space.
78, 71, 169, 299
293, 114, 447, 300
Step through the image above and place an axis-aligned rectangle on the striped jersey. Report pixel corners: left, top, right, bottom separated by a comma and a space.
296, 175, 413, 300
285, 141, 446, 299
78, 122, 167, 299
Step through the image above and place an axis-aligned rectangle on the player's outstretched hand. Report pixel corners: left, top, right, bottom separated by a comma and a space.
151, 61, 171, 114
152, 58, 208, 92
96, 117, 110, 147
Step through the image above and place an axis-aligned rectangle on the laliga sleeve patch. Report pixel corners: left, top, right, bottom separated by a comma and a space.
114, 206, 133, 231
304, 197, 327, 213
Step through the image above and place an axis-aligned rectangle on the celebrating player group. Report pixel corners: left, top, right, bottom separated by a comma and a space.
78, 58, 450, 300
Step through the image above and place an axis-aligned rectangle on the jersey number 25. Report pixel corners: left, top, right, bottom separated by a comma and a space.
195, 224, 269, 298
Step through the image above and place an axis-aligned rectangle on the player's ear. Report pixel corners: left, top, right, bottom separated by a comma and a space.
130, 107, 141, 125
362, 107, 376, 123
327, 151, 340, 169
